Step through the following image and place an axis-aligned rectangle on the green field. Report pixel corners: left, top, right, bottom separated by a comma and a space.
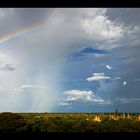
0, 112, 140, 133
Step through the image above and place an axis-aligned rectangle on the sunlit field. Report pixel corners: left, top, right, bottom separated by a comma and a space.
1, 112, 140, 133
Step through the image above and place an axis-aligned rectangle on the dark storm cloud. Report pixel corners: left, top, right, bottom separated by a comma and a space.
106, 8, 140, 26
14, 8, 54, 26
111, 47, 140, 99
0, 8, 55, 37
0, 9, 18, 37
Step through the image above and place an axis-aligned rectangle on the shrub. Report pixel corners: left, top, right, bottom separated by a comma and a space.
0, 112, 26, 133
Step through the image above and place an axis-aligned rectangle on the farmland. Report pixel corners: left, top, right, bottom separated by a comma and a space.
0, 112, 140, 133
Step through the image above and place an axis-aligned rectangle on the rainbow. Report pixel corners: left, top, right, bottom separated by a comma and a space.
0, 24, 47, 46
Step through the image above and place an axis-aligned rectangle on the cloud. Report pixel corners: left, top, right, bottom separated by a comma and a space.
64, 90, 94, 102
79, 9, 140, 51
113, 77, 122, 80
0, 8, 140, 112
115, 98, 140, 104
0, 9, 14, 19
0, 63, 17, 71
81, 12, 124, 49
93, 53, 111, 58
14, 8, 52, 26
123, 81, 127, 86
58, 102, 71, 106
14, 84, 47, 92
0, 52, 20, 71
87, 73, 111, 81
92, 98, 112, 105
61, 89, 112, 106
106, 64, 111, 70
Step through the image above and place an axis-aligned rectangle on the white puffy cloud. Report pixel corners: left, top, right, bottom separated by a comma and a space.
92, 98, 112, 105
62, 89, 112, 105
87, 73, 111, 81
81, 13, 124, 49
106, 64, 111, 70
123, 81, 127, 86
79, 9, 140, 51
64, 90, 94, 102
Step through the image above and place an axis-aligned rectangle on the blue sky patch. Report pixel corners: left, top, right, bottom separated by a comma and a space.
70, 47, 109, 60
80, 47, 108, 54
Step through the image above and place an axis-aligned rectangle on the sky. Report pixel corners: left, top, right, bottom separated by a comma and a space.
0, 8, 140, 112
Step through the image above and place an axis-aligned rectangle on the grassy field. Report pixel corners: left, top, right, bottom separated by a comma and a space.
0, 112, 140, 133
